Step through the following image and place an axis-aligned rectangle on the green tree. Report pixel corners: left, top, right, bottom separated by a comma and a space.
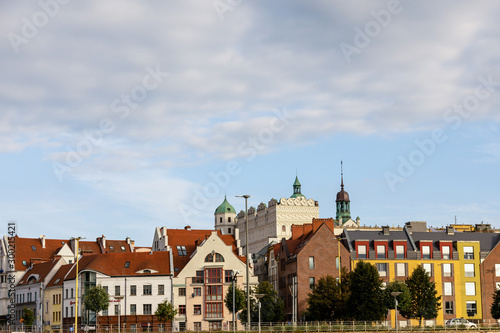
155, 300, 177, 328
346, 261, 386, 321
491, 289, 500, 319
21, 307, 35, 326
240, 281, 284, 323
383, 280, 412, 319
225, 281, 246, 314
306, 275, 344, 321
405, 266, 441, 327
84, 285, 110, 324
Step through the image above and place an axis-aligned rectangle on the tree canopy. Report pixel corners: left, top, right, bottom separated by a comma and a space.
21, 307, 35, 326
491, 289, 500, 319
155, 300, 177, 324
405, 266, 441, 327
383, 280, 412, 319
239, 281, 284, 323
346, 261, 387, 321
225, 281, 246, 315
84, 285, 110, 314
306, 275, 344, 321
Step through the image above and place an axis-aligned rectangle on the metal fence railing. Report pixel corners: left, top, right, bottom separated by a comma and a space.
2, 320, 500, 333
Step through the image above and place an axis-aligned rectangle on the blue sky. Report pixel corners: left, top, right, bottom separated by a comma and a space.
1, 1, 500, 247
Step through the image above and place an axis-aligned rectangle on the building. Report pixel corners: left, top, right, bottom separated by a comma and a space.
236, 176, 320, 254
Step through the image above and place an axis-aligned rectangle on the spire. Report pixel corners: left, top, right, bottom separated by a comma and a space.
291, 174, 305, 199
341, 160, 344, 190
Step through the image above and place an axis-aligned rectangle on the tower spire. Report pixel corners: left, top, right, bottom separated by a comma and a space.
341, 160, 344, 190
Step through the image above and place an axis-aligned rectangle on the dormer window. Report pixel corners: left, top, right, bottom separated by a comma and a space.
143, 269, 151, 274
124, 261, 130, 268
109, 246, 114, 250
22, 260, 27, 266
31, 246, 36, 251
121, 246, 125, 251
177, 246, 187, 256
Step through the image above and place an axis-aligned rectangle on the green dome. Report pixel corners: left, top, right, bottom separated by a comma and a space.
214, 196, 236, 214
290, 175, 306, 199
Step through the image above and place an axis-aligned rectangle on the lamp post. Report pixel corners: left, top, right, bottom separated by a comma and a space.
114, 296, 124, 333
391, 292, 402, 333
254, 294, 265, 333
236, 195, 251, 331
74, 237, 85, 333
232, 270, 239, 333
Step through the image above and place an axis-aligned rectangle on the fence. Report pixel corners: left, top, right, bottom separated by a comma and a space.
2, 320, 500, 333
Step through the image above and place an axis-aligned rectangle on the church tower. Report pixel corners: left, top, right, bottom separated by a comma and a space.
336, 161, 351, 225
214, 196, 236, 235
290, 175, 306, 199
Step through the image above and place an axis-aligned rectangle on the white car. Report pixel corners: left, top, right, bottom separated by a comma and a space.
446, 318, 477, 328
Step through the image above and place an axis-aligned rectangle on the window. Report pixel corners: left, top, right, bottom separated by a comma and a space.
103, 286, 108, 294
496, 282, 500, 290
192, 270, 204, 284
309, 257, 315, 269
102, 307, 108, 316
396, 263, 406, 277
114, 304, 119, 315
496, 264, 500, 277
464, 246, 474, 260
130, 285, 136, 296
225, 270, 233, 283
219, 217, 222, 223
115, 286, 120, 296
205, 253, 213, 262
158, 285, 164, 295
309, 277, 315, 290
209, 321, 222, 330
124, 261, 130, 268
194, 323, 202, 331
444, 282, 453, 296
177, 246, 187, 256
179, 288, 186, 296
205, 285, 223, 301
205, 302, 223, 318
228, 217, 231, 222
377, 263, 387, 277
130, 304, 136, 315
376, 245, 386, 259
143, 304, 152, 315
358, 245, 367, 259
66, 289, 68, 299
422, 263, 432, 276
443, 263, 452, 277
32, 245, 37, 251
206, 268, 222, 284
71, 288, 74, 298
465, 282, 476, 295
464, 264, 475, 277
179, 305, 186, 315
395, 245, 405, 259
282, 225, 286, 233
143, 285, 152, 295
65, 307, 68, 317
215, 253, 224, 262
121, 246, 125, 251
194, 304, 202, 315
228, 228, 231, 234
466, 301, 477, 316
422, 245, 431, 259
445, 301, 454, 314
71, 307, 73, 318
442, 246, 451, 259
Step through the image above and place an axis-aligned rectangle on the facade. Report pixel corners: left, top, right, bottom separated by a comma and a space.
44, 264, 72, 333
236, 177, 320, 254
278, 219, 350, 320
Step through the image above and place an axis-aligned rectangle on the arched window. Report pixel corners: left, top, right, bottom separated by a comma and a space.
282, 225, 286, 233
215, 253, 224, 262
205, 253, 214, 262
205, 252, 225, 262
228, 217, 231, 222
219, 217, 222, 223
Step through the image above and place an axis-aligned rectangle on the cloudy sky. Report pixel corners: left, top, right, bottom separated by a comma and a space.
1, 1, 500, 247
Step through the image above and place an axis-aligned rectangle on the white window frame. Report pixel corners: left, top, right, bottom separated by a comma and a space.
443, 282, 453, 296
376, 245, 386, 259
396, 263, 406, 277
422, 245, 431, 259
442, 246, 451, 259
443, 263, 452, 277
463, 246, 474, 260
395, 245, 405, 259
495, 264, 500, 277
422, 263, 432, 276
464, 263, 475, 277
358, 245, 367, 259
465, 282, 476, 296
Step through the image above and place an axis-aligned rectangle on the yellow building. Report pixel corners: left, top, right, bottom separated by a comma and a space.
44, 264, 72, 333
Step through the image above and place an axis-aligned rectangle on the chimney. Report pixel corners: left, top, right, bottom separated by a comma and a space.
446, 226, 455, 235
382, 226, 390, 236
40, 235, 46, 249
185, 225, 191, 231
101, 235, 106, 249
126, 237, 131, 244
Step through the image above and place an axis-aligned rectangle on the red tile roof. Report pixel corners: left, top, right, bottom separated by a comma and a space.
46, 264, 73, 288
64, 252, 171, 280
13, 236, 70, 270
17, 259, 60, 286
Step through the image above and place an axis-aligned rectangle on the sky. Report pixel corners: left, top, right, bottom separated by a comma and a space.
1, 1, 500, 248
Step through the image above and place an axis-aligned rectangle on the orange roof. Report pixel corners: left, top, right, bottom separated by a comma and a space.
161, 228, 246, 276
65, 252, 171, 279
46, 264, 73, 288
13, 236, 70, 270
17, 259, 60, 286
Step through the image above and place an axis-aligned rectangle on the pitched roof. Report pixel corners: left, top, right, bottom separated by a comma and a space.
46, 263, 73, 288
13, 236, 70, 270
65, 252, 171, 279
17, 259, 60, 286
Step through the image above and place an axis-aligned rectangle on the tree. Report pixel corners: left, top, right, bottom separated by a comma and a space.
305, 275, 343, 321
383, 280, 412, 319
240, 281, 284, 323
225, 281, 246, 315
491, 289, 500, 319
84, 285, 110, 324
346, 261, 387, 321
21, 307, 35, 326
405, 266, 441, 327
155, 300, 177, 328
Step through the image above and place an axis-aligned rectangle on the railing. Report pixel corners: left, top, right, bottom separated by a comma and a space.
2, 320, 500, 333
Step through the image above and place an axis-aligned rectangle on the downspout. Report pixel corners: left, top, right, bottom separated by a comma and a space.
124, 277, 127, 328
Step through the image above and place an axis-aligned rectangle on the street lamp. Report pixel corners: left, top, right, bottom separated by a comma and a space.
74, 237, 86, 333
232, 270, 239, 333
254, 294, 265, 333
391, 292, 402, 333
236, 195, 252, 331
114, 296, 124, 333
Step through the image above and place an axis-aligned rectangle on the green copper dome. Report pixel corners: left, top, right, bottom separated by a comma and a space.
290, 176, 306, 198
214, 196, 236, 214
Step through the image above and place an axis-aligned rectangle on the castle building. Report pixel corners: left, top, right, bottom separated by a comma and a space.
214, 196, 237, 235
235, 176, 320, 254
